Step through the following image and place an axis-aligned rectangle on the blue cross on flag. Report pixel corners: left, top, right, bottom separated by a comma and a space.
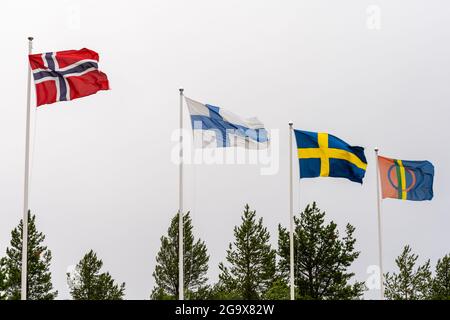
185, 97, 269, 149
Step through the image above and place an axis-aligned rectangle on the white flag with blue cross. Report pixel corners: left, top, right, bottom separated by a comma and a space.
185, 97, 269, 149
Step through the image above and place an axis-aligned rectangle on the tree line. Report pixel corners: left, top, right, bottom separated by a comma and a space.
0, 212, 124, 300
0, 204, 448, 300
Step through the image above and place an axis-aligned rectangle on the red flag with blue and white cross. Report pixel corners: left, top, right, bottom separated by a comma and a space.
28, 48, 109, 106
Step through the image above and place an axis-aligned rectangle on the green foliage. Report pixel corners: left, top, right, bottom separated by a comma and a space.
430, 254, 450, 299
384, 245, 432, 300
217, 204, 276, 300
151, 212, 209, 300
207, 282, 241, 300
278, 202, 364, 300
149, 286, 176, 300
0, 258, 6, 300
264, 279, 293, 300
67, 250, 125, 300
187, 285, 212, 300
0, 211, 57, 300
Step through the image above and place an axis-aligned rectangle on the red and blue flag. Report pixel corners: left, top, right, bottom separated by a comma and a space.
28, 48, 109, 106
378, 156, 434, 201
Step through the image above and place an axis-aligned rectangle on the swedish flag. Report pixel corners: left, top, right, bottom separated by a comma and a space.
294, 130, 367, 184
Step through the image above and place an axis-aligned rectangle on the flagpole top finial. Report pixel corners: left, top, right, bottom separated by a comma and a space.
179, 88, 184, 93
288, 121, 293, 127
374, 147, 379, 152
28, 37, 34, 41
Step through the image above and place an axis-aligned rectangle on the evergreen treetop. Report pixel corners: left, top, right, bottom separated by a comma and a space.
277, 202, 364, 300
0, 211, 57, 300
217, 204, 276, 300
67, 249, 125, 300
151, 212, 209, 300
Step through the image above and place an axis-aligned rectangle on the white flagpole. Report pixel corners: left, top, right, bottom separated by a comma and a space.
21, 36, 34, 300
178, 88, 184, 300
374, 147, 385, 300
289, 122, 295, 300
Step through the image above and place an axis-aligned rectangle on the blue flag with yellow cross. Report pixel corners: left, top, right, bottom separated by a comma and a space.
294, 130, 367, 184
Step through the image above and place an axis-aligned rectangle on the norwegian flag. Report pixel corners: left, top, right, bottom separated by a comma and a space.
28, 48, 109, 106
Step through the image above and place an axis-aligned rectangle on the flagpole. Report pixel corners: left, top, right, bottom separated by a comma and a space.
289, 122, 295, 300
21, 36, 33, 300
178, 88, 184, 300
374, 147, 385, 300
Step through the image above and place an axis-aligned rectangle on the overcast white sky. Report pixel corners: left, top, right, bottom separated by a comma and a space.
0, 0, 449, 300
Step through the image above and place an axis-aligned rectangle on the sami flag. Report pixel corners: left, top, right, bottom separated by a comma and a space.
294, 130, 367, 183
29, 48, 109, 106
378, 156, 434, 201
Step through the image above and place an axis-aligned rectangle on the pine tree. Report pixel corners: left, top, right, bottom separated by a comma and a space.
0, 258, 6, 300
263, 278, 292, 300
67, 250, 125, 300
430, 254, 450, 299
207, 282, 241, 300
0, 211, 57, 300
151, 212, 209, 300
278, 202, 364, 300
384, 245, 432, 300
217, 204, 276, 300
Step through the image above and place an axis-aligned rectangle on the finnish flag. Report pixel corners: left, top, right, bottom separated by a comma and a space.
185, 97, 269, 149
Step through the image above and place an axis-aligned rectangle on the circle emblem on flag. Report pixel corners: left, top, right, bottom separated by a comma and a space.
387, 165, 422, 192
